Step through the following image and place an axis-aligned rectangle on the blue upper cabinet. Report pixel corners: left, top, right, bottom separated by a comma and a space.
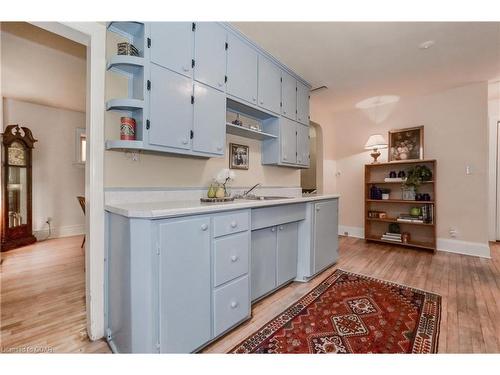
280, 117, 297, 165
281, 70, 297, 120
226, 33, 258, 105
296, 123, 310, 167
194, 23, 227, 91
149, 64, 193, 150
257, 55, 281, 114
193, 82, 226, 155
150, 22, 194, 78
296, 80, 310, 125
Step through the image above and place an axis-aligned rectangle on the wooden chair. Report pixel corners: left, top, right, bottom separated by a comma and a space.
77, 196, 85, 248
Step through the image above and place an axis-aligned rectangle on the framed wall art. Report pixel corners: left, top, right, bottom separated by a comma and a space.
229, 143, 249, 170
388, 126, 424, 162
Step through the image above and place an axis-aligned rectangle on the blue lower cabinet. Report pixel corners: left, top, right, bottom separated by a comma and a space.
159, 216, 212, 353
213, 275, 250, 337
213, 232, 249, 287
251, 227, 277, 301
276, 222, 299, 285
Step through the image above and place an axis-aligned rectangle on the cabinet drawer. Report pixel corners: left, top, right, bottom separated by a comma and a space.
214, 232, 249, 287
213, 211, 249, 237
213, 275, 250, 337
251, 203, 306, 230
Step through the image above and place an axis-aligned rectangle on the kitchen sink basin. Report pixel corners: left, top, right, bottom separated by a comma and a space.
240, 195, 292, 201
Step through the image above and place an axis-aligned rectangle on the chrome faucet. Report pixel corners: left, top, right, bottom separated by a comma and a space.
243, 183, 261, 197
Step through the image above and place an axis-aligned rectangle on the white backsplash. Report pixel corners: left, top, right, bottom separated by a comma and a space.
105, 186, 302, 205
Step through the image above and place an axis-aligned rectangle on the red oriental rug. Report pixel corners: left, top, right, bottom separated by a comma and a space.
231, 269, 441, 354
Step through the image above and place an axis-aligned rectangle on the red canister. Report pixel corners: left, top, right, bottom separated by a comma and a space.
120, 117, 136, 140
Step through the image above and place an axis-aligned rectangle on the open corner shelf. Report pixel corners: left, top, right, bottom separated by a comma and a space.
107, 22, 144, 39
107, 55, 145, 76
226, 123, 277, 141
106, 98, 144, 112
364, 159, 437, 252
105, 140, 145, 151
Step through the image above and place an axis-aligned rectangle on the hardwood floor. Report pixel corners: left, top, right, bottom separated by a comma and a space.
0, 236, 110, 353
204, 237, 500, 353
1, 235, 499, 353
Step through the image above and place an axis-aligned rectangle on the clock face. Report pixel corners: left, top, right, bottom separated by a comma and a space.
7, 141, 26, 166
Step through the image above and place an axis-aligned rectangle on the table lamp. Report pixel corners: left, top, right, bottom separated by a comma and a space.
364, 134, 388, 163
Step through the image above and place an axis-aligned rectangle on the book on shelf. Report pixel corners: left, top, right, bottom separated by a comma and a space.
382, 232, 402, 242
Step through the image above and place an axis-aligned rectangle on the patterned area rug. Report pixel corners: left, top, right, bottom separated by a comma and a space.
231, 269, 441, 354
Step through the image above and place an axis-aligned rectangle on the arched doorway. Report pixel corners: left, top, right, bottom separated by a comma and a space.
301, 121, 324, 194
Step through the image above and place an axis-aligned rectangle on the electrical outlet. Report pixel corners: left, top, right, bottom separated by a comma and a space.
344, 231, 349, 236
449, 228, 458, 238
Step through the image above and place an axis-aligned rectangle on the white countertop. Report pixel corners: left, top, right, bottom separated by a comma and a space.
105, 194, 340, 219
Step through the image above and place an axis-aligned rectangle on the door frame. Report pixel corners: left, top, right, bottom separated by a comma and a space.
497, 121, 500, 241
30, 22, 106, 340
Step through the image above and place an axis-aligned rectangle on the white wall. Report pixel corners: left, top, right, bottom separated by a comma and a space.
312, 82, 490, 255
3, 98, 86, 238
488, 81, 500, 241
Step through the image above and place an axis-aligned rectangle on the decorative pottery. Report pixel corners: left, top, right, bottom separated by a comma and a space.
410, 207, 422, 217
215, 186, 225, 198
120, 117, 136, 140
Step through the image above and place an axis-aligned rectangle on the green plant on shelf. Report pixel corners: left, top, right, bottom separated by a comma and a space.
402, 165, 432, 191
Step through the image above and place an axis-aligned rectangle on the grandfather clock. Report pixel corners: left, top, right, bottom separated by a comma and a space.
1, 125, 37, 251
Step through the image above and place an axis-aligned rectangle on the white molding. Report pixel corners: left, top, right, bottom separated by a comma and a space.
31, 22, 106, 341
338, 225, 364, 239
437, 238, 491, 259
34, 224, 85, 239
339, 225, 491, 258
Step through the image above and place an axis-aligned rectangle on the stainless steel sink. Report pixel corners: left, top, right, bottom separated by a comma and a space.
240, 195, 291, 201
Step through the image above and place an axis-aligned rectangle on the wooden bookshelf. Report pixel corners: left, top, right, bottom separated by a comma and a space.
365, 159, 437, 252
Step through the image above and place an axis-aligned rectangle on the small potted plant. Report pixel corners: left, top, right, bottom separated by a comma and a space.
402, 165, 432, 199
380, 188, 391, 200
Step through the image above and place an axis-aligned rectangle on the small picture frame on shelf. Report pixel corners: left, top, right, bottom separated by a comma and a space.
388, 126, 424, 162
229, 143, 249, 170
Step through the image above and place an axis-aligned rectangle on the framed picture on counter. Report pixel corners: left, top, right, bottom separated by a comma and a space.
388, 126, 424, 162
229, 143, 249, 170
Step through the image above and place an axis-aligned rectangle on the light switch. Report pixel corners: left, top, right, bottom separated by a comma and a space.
466, 165, 472, 175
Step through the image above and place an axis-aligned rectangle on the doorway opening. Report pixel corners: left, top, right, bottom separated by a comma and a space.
0, 22, 101, 351
301, 121, 324, 194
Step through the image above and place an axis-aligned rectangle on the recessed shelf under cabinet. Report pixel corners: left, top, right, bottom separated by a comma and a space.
107, 22, 144, 40
226, 123, 277, 141
105, 140, 145, 151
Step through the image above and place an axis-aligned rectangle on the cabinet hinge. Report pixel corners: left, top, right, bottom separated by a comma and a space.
146, 119, 150, 130
156, 245, 160, 255
225, 42, 228, 50
147, 38, 151, 48
280, 77, 283, 83
296, 87, 298, 91
191, 95, 194, 104
296, 131, 298, 136
280, 101, 282, 107
192, 22, 196, 31
191, 59, 195, 68
224, 75, 227, 83
190, 130, 194, 139
147, 80, 151, 91
296, 109, 298, 114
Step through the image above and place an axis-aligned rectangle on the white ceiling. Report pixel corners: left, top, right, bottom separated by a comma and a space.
232, 22, 500, 112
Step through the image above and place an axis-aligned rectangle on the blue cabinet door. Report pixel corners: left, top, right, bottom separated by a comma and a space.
150, 22, 194, 78
296, 123, 310, 167
276, 222, 298, 285
313, 200, 339, 274
281, 70, 297, 120
194, 22, 227, 91
280, 117, 297, 164
257, 55, 281, 114
251, 227, 277, 301
193, 82, 226, 156
226, 33, 258, 105
159, 216, 211, 353
149, 64, 193, 150
297, 81, 310, 125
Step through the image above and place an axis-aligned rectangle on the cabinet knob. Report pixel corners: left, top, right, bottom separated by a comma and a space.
230, 221, 237, 228
182, 66, 190, 72
316, 207, 320, 212
230, 255, 239, 262
252, 97, 256, 102
230, 301, 239, 309
279, 226, 284, 231
217, 146, 223, 151
182, 139, 188, 145
218, 82, 223, 87
260, 100, 264, 105
201, 223, 208, 231
271, 227, 276, 232
283, 110, 287, 114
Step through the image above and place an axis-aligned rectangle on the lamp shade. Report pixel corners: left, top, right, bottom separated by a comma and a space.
364, 134, 388, 150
